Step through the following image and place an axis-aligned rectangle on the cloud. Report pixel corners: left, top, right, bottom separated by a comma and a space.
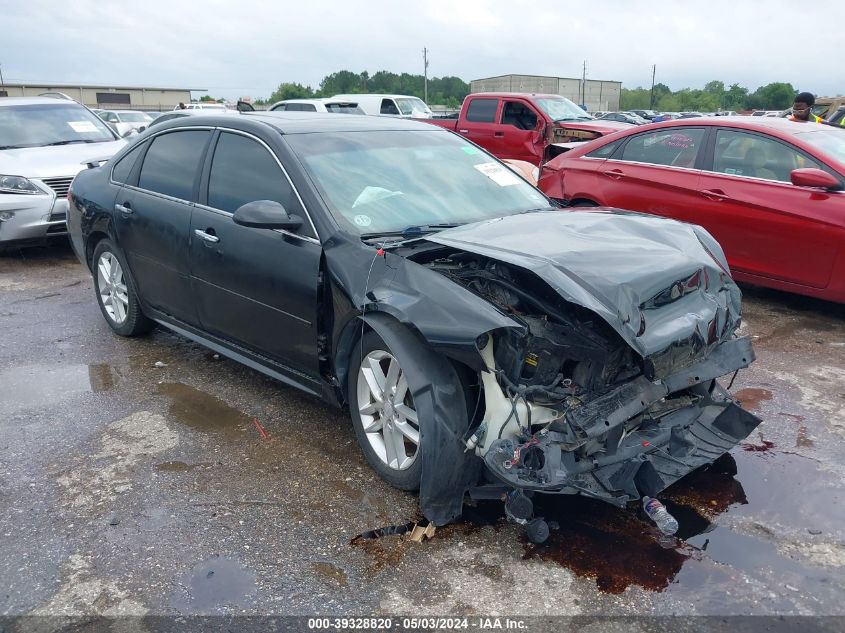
1, 0, 842, 100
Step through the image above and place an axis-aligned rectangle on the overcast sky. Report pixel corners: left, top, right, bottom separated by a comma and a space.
2, 0, 842, 101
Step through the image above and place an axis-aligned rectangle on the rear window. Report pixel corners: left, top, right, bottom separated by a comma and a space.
465, 98, 498, 123
0, 103, 115, 149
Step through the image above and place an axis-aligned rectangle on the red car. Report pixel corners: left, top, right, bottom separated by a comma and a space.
538, 117, 845, 303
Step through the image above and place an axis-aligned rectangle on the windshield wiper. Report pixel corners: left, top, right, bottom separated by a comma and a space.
42, 139, 99, 147
360, 223, 463, 243
0, 144, 30, 150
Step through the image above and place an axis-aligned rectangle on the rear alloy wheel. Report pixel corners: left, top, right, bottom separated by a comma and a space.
92, 239, 154, 336
350, 331, 422, 490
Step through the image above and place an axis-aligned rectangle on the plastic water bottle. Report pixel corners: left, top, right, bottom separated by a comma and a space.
642, 496, 679, 535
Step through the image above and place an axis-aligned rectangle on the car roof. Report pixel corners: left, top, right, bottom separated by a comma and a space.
0, 96, 84, 107
468, 92, 568, 100
643, 116, 836, 139
155, 111, 442, 135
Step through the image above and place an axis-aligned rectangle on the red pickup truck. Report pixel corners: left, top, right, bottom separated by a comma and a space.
424, 93, 633, 165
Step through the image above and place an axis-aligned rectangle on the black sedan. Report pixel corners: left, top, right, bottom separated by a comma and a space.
67, 113, 759, 541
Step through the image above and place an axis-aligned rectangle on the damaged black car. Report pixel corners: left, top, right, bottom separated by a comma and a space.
66, 113, 760, 542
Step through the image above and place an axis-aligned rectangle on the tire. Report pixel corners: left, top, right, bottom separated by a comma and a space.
92, 239, 155, 336
348, 330, 423, 491
570, 199, 598, 208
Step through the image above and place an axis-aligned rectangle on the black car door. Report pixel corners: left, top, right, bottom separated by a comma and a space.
114, 129, 212, 325
189, 129, 322, 376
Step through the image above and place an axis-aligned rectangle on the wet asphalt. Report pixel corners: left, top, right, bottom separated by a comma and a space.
1, 242, 844, 618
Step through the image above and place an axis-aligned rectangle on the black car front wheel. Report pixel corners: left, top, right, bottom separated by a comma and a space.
349, 330, 423, 491
92, 239, 154, 336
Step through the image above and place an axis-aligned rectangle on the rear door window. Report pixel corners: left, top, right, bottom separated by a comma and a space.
138, 130, 209, 200
620, 128, 705, 168
465, 98, 498, 123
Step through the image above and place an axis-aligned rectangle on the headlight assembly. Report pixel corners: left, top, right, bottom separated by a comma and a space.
0, 175, 44, 195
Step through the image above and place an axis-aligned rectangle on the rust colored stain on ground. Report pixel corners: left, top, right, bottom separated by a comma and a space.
523, 497, 691, 594
733, 388, 773, 412
312, 562, 348, 587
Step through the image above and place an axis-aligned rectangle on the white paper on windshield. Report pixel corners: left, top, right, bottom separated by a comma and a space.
352, 186, 403, 208
67, 121, 98, 133
473, 162, 521, 187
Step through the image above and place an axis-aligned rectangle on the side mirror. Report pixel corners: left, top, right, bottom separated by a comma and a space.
790, 168, 842, 191
121, 129, 138, 139
236, 100, 255, 112
233, 200, 303, 230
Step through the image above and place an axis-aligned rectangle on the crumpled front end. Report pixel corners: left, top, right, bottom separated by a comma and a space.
411, 211, 761, 508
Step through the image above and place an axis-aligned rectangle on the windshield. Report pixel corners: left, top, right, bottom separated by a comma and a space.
0, 103, 115, 148
119, 112, 151, 122
395, 98, 431, 116
285, 130, 550, 236
795, 128, 845, 165
535, 97, 593, 122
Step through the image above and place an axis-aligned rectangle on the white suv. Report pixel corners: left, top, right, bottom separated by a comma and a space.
0, 97, 125, 249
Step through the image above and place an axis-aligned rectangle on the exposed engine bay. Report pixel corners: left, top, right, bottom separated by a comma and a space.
413, 246, 760, 513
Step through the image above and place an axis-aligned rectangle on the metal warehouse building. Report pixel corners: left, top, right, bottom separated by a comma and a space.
0, 82, 205, 111
470, 74, 621, 112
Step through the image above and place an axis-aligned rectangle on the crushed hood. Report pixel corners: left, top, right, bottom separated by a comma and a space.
427, 209, 742, 361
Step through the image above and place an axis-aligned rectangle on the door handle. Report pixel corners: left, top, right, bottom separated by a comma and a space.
701, 189, 730, 201
194, 228, 219, 244
115, 202, 133, 215
494, 131, 505, 137
604, 169, 625, 180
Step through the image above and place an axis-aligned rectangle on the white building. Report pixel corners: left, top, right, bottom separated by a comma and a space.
470, 74, 622, 112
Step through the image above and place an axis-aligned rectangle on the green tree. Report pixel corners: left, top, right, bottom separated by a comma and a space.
723, 83, 749, 110
267, 82, 315, 103
750, 82, 796, 109
199, 95, 220, 102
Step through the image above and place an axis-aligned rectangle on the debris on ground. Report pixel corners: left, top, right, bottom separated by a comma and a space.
153, 361, 168, 368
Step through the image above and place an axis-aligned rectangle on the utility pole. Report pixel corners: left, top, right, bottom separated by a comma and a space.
581, 60, 587, 107
422, 47, 429, 104
649, 64, 656, 109
0, 64, 5, 90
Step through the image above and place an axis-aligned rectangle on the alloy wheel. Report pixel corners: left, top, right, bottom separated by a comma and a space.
356, 349, 420, 470
97, 251, 129, 325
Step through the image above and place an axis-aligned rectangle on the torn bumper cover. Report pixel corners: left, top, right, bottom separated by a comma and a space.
483, 337, 760, 505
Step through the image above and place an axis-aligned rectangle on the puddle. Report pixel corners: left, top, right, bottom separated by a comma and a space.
154, 461, 210, 472
0, 363, 117, 415
312, 562, 348, 587
448, 447, 843, 597
157, 383, 250, 433
173, 556, 256, 612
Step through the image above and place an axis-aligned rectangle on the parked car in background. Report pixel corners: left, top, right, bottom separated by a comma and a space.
628, 109, 659, 121
97, 110, 153, 136
147, 109, 241, 129
331, 94, 432, 118
0, 97, 124, 250
538, 117, 845, 302
269, 98, 364, 114
65, 112, 759, 541
597, 112, 649, 125
174, 103, 228, 112
423, 93, 633, 165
